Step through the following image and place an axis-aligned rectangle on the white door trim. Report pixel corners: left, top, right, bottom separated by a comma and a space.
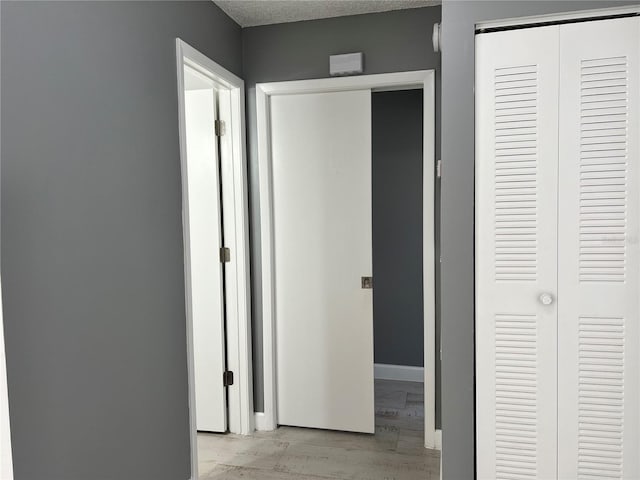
1, 281, 14, 480
476, 4, 640, 31
256, 70, 438, 449
176, 39, 253, 480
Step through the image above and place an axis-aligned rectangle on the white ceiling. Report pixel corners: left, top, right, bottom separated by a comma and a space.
214, 0, 440, 28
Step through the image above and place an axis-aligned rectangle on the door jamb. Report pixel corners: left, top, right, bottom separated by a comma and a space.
1, 281, 14, 480
176, 39, 253, 480
255, 70, 439, 449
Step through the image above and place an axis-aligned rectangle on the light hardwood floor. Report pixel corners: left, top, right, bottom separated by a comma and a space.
197, 379, 440, 479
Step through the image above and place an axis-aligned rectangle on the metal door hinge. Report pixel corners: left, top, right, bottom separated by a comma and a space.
436, 159, 442, 178
361, 276, 373, 289
220, 247, 231, 263
223, 370, 234, 387
215, 119, 226, 137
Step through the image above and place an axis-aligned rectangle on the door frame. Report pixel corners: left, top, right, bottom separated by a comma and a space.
1, 281, 14, 480
256, 70, 439, 449
175, 39, 253, 480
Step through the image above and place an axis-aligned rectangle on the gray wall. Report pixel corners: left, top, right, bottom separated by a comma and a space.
242, 6, 442, 416
439, 1, 638, 478
372, 90, 424, 368
0, 2, 241, 479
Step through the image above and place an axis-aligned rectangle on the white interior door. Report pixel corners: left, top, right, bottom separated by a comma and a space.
184, 67, 227, 433
271, 90, 374, 434
476, 26, 560, 479
557, 17, 640, 479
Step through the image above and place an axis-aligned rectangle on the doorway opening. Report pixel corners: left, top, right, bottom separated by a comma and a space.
255, 71, 438, 454
176, 39, 252, 480
372, 88, 427, 447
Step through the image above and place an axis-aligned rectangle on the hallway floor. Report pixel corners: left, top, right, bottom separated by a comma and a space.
197, 379, 440, 479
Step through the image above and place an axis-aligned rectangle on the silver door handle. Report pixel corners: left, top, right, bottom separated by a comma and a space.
539, 293, 554, 306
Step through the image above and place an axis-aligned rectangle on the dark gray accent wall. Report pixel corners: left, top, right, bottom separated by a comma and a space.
242, 6, 442, 417
372, 90, 424, 368
440, 2, 637, 478
1, 2, 241, 479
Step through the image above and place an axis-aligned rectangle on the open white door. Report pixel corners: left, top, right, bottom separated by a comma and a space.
1, 282, 14, 479
271, 90, 374, 434
183, 66, 227, 433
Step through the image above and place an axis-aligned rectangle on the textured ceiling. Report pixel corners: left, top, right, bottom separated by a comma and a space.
214, 0, 440, 27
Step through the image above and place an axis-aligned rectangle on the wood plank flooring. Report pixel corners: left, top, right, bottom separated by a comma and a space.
197, 379, 440, 479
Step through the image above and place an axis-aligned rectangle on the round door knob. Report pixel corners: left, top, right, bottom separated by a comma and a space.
539, 293, 554, 305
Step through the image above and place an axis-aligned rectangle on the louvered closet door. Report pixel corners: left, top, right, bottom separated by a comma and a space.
476, 26, 560, 480
557, 17, 640, 480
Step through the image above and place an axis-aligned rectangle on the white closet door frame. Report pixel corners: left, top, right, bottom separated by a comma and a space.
256, 70, 439, 449
176, 39, 253, 480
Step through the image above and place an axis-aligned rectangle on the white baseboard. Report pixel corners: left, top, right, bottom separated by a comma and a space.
254, 412, 270, 431
374, 363, 424, 382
